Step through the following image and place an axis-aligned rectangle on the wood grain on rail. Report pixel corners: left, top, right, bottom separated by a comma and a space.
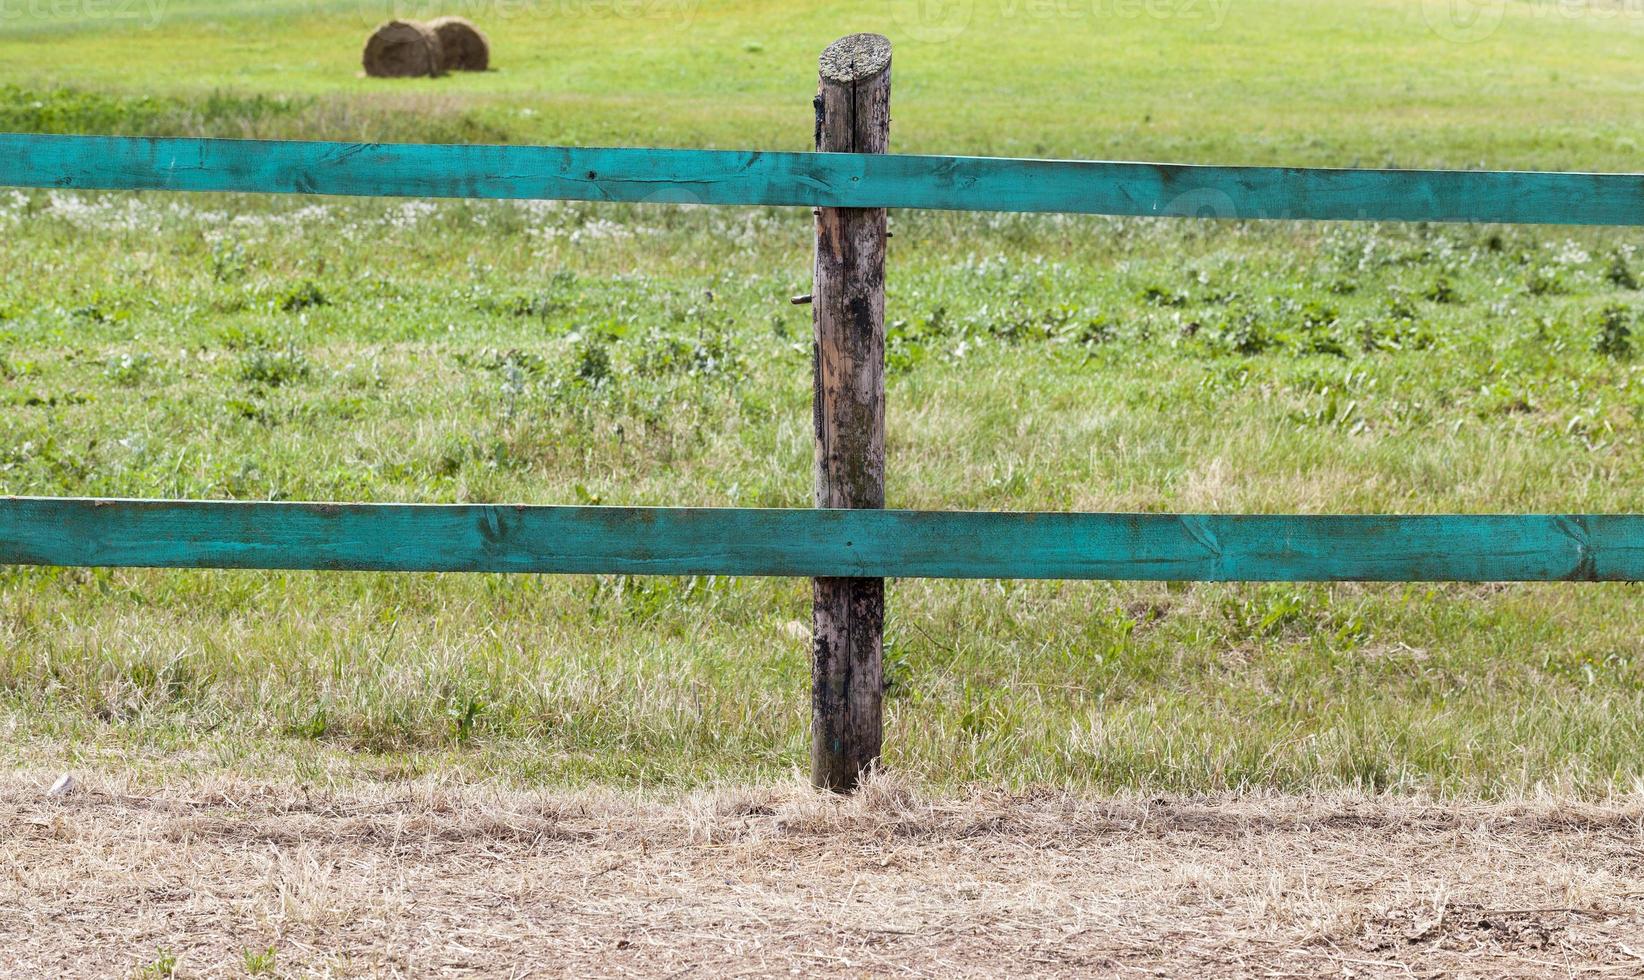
3, 498, 1641, 582
4, 133, 1643, 225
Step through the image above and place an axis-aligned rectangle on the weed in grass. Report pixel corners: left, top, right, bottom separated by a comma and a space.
242, 947, 276, 976
217, 324, 275, 351
447, 695, 484, 744
0, 84, 162, 134
571, 336, 613, 388
1220, 587, 1318, 642
1140, 284, 1189, 308
1, 353, 37, 381
1359, 304, 1433, 353
1593, 305, 1634, 359
1423, 276, 1461, 305
289, 704, 328, 741
225, 397, 275, 425
1607, 251, 1639, 291
1525, 265, 1568, 297
70, 296, 126, 324
632, 328, 744, 381
103, 352, 153, 386
1075, 313, 1117, 347
464, 347, 547, 378
1208, 305, 1273, 356
881, 629, 913, 700
237, 344, 310, 387
135, 950, 177, 979
278, 280, 328, 313
211, 240, 248, 283
0, 84, 306, 138
500, 360, 528, 421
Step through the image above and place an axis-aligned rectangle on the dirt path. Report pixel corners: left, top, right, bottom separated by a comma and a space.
4, 773, 1644, 977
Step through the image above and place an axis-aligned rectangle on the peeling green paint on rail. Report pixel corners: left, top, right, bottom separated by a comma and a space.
2, 498, 1641, 581
3, 134, 1643, 225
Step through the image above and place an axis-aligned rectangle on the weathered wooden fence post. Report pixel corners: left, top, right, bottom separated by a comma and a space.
810, 33, 891, 792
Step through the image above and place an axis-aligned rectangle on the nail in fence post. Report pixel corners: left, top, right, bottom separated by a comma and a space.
810, 33, 891, 793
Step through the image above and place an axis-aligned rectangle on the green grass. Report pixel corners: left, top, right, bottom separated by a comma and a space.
2, 1, 1644, 798
1, 1, 1642, 167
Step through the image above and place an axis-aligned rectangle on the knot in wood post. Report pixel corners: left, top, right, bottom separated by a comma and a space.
810, 33, 890, 793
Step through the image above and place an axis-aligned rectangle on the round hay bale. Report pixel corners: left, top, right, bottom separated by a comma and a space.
428, 16, 490, 72
362, 20, 443, 78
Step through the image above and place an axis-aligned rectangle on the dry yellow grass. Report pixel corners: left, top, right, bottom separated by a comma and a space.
5, 771, 1644, 977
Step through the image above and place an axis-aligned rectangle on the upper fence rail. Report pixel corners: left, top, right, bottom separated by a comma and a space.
5, 498, 1643, 583
4, 133, 1644, 226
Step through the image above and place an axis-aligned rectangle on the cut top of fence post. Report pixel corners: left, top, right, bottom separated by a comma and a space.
816, 34, 892, 158
819, 32, 892, 84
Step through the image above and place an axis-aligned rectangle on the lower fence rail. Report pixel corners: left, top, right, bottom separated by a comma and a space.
2, 497, 1641, 582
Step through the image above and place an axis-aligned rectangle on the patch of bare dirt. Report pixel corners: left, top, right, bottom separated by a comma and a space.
4, 772, 1644, 977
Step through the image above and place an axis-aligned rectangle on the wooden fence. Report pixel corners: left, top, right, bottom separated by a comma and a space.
4, 33, 1644, 790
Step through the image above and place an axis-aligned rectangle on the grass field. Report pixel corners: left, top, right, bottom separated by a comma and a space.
4, 1, 1644, 804
2, 0, 1643, 167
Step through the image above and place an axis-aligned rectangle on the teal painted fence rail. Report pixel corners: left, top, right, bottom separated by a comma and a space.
2, 498, 1640, 582
4, 133, 1644, 225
